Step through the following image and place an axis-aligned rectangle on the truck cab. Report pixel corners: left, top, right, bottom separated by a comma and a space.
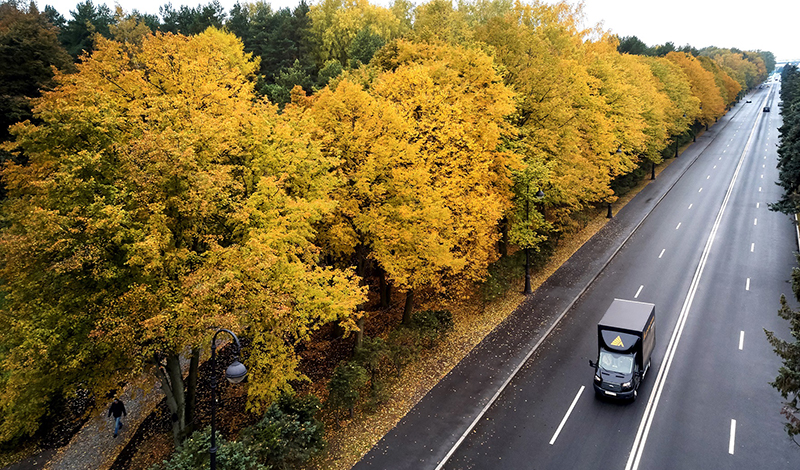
590, 299, 655, 401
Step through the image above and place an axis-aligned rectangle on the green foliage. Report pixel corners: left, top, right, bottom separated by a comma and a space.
59, 0, 113, 57
348, 26, 385, 67
150, 427, 264, 470
480, 250, 524, 302
226, 1, 315, 83
353, 337, 394, 384
409, 310, 453, 339
771, 65, 800, 215
764, 294, 800, 443
316, 59, 343, 88
263, 59, 314, 106
326, 361, 368, 416
0, 1, 73, 140
159, 1, 225, 35
243, 393, 326, 469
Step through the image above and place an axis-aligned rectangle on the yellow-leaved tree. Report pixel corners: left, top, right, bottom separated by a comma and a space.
666, 51, 726, 128
0, 27, 364, 445
310, 39, 517, 325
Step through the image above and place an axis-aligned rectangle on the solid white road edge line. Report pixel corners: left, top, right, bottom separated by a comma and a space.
549, 386, 585, 445
635, 285, 644, 299
739, 331, 744, 350
729, 419, 736, 455
625, 94, 760, 470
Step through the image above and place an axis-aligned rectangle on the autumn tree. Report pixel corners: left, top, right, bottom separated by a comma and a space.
370, 40, 516, 315
308, 39, 516, 325
666, 51, 725, 128
308, 0, 406, 68
0, 26, 363, 445
475, 1, 631, 234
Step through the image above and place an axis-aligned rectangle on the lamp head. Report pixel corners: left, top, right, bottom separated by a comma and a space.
225, 360, 247, 384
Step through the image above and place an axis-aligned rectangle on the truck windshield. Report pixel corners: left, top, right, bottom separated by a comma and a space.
598, 349, 634, 374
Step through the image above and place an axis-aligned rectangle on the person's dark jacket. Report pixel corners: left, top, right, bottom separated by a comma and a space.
108, 400, 127, 418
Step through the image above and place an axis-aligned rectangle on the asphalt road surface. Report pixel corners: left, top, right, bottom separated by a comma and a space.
355, 82, 799, 470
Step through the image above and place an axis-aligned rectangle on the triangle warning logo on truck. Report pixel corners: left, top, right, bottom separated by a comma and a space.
611, 335, 624, 347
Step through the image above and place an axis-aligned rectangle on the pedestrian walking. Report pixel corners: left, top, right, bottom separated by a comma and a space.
108, 398, 127, 438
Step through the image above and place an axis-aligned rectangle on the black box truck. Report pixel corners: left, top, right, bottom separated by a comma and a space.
589, 299, 655, 401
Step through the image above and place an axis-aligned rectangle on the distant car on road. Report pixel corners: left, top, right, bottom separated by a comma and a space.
763, 106, 771, 112
746, 100, 752, 103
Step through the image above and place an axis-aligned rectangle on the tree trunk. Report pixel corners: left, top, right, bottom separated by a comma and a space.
499, 217, 508, 256
184, 348, 200, 433
153, 352, 195, 447
402, 290, 414, 325
378, 268, 391, 309
355, 316, 365, 349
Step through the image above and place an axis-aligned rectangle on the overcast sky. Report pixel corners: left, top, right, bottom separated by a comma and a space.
36, 0, 799, 62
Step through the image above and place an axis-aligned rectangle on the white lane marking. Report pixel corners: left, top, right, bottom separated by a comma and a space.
759, 187, 762, 192
659, 249, 665, 259
713, 165, 717, 169
751, 243, 754, 252
719, 157, 722, 160
676, 223, 682, 230
757, 202, 760, 208
739, 331, 745, 350
729, 419, 736, 455
746, 278, 751, 291
688, 204, 693, 209
707, 175, 711, 180
761, 174, 764, 179
549, 386, 585, 445
763, 164, 765, 168
635, 285, 644, 298
699, 187, 703, 193
754, 218, 758, 226
626, 93, 759, 470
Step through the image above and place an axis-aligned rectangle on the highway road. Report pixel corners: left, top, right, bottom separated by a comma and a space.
354, 81, 799, 470
439, 84, 798, 469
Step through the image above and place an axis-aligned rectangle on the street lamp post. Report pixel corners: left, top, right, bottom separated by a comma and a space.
210, 328, 247, 470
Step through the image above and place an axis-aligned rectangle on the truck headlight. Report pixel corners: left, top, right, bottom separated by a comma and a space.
622, 381, 632, 389
594, 374, 602, 383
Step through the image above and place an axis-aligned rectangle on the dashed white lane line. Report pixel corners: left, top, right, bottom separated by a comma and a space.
688, 204, 693, 209
676, 223, 682, 230
549, 386, 585, 445
759, 187, 762, 192
751, 243, 754, 252
729, 419, 737, 455
635, 285, 644, 298
707, 175, 711, 179
754, 218, 758, 226
659, 249, 665, 259
746, 278, 751, 291
739, 331, 745, 350
757, 202, 760, 208
699, 187, 703, 193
